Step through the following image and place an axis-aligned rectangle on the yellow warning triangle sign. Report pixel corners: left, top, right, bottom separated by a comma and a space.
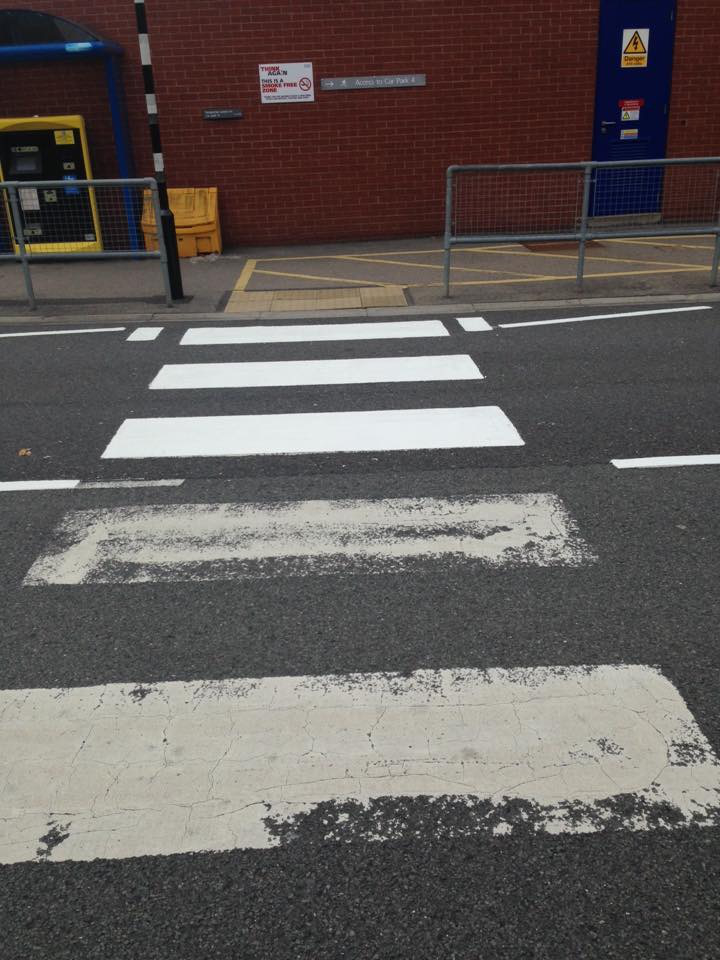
624, 30, 647, 55
622, 111, 631, 120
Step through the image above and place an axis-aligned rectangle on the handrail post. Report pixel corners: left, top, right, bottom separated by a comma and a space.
6, 184, 36, 310
442, 167, 454, 298
711, 172, 720, 287
149, 179, 173, 306
576, 163, 594, 289
711, 232, 720, 287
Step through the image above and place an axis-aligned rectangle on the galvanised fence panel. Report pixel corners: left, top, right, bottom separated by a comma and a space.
443, 158, 720, 296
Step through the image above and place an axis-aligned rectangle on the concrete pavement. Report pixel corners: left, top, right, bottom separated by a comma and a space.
2, 233, 719, 316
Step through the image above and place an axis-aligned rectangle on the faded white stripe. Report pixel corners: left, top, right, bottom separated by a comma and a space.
101, 407, 524, 459
181, 320, 450, 346
0, 327, 125, 339
22, 493, 593, 585
76, 480, 185, 490
127, 327, 163, 342
0, 480, 79, 493
499, 306, 711, 329
150, 355, 483, 390
457, 317, 493, 332
2, 664, 718, 864
611, 454, 720, 469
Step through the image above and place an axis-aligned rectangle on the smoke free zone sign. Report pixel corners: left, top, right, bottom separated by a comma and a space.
259, 63, 315, 103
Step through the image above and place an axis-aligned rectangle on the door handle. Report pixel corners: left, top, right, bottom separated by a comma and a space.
600, 120, 617, 134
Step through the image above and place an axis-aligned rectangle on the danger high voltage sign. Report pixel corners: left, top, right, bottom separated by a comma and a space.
621, 28, 649, 68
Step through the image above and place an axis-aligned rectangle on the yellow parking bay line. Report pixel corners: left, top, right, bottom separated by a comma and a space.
233, 258, 258, 293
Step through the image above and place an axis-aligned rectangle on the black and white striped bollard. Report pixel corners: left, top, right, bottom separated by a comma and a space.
134, 0, 184, 300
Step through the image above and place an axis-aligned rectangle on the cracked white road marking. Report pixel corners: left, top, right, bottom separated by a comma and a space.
1, 665, 718, 864
149, 355, 483, 390
181, 320, 450, 345
22, 493, 593, 585
101, 407, 524, 459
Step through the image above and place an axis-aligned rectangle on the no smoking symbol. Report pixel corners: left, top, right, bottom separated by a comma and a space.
299, 76, 312, 92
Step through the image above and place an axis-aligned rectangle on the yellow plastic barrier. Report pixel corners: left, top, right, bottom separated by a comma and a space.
141, 187, 221, 258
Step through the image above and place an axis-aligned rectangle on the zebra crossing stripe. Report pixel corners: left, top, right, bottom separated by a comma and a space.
22, 493, 593, 585
180, 320, 450, 345
101, 407, 524, 459
2, 664, 718, 864
149, 355, 483, 390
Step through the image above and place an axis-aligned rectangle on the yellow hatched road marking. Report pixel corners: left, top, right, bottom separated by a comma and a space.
463, 247, 711, 270
424, 265, 707, 286
254, 268, 389, 287
334, 254, 553, 281
607, 238, 715, 252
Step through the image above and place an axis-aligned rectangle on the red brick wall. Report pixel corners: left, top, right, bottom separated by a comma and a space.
667, 0, 720, 157
1, 1, 718, 246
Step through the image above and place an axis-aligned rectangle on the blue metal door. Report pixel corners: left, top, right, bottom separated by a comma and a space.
591, 0, 676, 216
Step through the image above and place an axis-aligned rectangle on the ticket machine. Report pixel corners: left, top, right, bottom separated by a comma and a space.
0, 115, 102, 253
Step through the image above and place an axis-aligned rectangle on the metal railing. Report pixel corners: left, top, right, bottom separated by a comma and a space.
0, 178, 172, 309
442, 157, 720, 297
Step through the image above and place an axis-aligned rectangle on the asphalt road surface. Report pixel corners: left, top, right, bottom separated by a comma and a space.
1, 303, 719, 959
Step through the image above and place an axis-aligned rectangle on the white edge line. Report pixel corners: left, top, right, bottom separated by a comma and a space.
611, 455, 720, 469
0, 479, 186, 492
0, 480, 80, 492
77, 480, 186, 489
0, 327, 127, 339
498, 306, 712, 329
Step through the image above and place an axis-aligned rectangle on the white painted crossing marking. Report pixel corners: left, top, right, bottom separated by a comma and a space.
457, 317, 493, 332
611, 454, 720, 469
101, 406, 524, 459
126, 327, 164, 342
498, 306, 711, 329
77, 479, 185, 489
150, 355, 483, 390
181, 320, 450, 345
0, 327, 126, 340
23, 493, 593, 585
2, 664, 718, 864
0, 480, 79, 493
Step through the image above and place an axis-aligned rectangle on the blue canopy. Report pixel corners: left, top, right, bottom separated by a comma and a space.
0, 8, 138, 245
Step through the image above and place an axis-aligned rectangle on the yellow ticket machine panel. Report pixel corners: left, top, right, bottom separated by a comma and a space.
0, 115, 102, 253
